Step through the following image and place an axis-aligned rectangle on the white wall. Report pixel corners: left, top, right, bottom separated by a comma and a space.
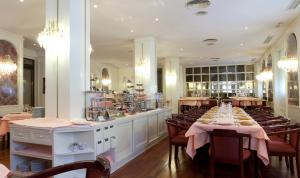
256, 15, 300, 122
0, 29, 24, 116
90, 59, 120, 91
118, 67, 135, 91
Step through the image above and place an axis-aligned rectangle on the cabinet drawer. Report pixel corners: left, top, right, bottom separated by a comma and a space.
11, 128, 31, 142
31, 130, 52, 145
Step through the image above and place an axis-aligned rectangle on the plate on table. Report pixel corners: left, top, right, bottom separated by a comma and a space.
238, 117, 251, 120
9, 112, 21, 114
240, 120, 254, 126
198, 119, 211, 124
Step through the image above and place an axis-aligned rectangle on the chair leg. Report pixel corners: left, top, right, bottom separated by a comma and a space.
285, 156, 290, 168
240, 164, 245, 178
210, 160, 215, 178
174, 146, 179, 160
290, 156, 294, 174
169, 145, 172, 165
296, 155, 300, 178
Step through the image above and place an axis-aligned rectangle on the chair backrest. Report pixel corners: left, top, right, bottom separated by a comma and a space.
26, 156, 110, 178
209, 129, 247, 165
166, 120, 178, 139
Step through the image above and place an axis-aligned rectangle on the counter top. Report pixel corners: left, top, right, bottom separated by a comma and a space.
9, 108, 172, 131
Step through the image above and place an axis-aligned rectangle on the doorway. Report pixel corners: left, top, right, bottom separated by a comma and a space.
23, 58, 35, 106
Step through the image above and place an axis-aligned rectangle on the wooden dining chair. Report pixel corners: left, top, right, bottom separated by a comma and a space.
266, 125, 300, 177
166, 119, 188, 165
208, 129, 251, 178
26, 156, 111, 178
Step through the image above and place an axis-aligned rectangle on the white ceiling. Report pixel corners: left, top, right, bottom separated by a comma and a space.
0, 0, 299, 68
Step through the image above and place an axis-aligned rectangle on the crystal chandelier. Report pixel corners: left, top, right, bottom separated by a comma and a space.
256, 69, 273, 81
277, 56, 298, 72
37, 20, 64, 53
0, 55, 17, 77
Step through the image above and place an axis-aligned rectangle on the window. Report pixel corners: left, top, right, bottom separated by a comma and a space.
287, 33, 299, 106
185, 65, 255, 97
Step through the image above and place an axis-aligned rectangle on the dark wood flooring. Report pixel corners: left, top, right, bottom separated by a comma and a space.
0, 139, 298, 178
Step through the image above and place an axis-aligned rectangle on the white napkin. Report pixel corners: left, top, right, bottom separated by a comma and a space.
0, 164, 10, 178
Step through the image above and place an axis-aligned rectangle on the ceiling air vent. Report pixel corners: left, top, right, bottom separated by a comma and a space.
210, 57, 220, 61
203, 38, 218, 43
288, 0, 300, 10
263, 36, 273, 44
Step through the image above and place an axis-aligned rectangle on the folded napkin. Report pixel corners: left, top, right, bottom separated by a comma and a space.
0, 164, 10, 178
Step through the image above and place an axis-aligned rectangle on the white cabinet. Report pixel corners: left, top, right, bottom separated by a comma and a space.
133, 117, 148, 151
148, 114, 158, 143
158, 112, 168, 136
95, 127, 104, 155
115, 120, 133, 162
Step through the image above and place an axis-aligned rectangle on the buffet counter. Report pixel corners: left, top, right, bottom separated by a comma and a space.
178, 97, 209, 113
9, 108, 171, 178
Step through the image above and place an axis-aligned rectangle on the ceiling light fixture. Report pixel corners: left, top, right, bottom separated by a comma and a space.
19, 0, 24, 2
93, 4, 98, 8
240, 43, 244, 46
277, 55, 298, 72
37, 20, 65, 54
130, 29, 134, 33
244, 26, 249, 30
155, 18, 159, 22
256, 69, 273, 81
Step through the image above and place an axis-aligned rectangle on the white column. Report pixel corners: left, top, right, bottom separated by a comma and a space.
164, 57, 183, 113
134, 37, 157, 96
45, 0, 90, 118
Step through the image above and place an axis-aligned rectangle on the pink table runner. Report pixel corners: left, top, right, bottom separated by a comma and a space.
0, 112, 32, 135
185, 122, 270, 165
0, 164, 10, 178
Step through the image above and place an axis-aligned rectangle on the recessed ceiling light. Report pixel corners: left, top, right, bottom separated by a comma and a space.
20, 0, 24, 2
33, 43, 36, 46
93, 4, 98, 8
155, 18, 159, 22
244, 26, 249, 30
240, 43, 244, 46
130, 29, 134, 33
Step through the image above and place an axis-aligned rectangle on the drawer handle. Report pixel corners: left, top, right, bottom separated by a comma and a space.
110, 125, 114, 128
96, 129, 101, 132
104, 127, 108, 130
104, 138, 109, 142
98, 141, 102, 144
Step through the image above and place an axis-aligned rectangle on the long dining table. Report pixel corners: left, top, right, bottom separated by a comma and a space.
185, 106, 270, 165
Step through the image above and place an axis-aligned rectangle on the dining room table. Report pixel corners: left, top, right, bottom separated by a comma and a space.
178, 97, 210, 113
185, 104, 270, 166
0, 163, 10, 178
0, 112, 32, 136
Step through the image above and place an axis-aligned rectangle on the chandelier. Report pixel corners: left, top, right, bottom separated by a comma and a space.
0, 55, 17, 77
37, 20, 64, 53
256, 69, 273, 81
277, 56, 298, 72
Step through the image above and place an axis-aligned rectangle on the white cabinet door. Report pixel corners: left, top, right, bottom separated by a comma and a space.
148, 114, 158, 143
158, 112, 167, 136
133, 117, 148, 151
95, 127, 104, 155
115, 121, 133, 162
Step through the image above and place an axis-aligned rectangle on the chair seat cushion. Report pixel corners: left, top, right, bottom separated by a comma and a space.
269, 135, 285, 142
268, 140, 296, 154
171, 135, 188, 146
178, 130, 186, 135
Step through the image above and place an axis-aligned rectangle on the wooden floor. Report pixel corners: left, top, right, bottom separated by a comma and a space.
0, 139, 298, 178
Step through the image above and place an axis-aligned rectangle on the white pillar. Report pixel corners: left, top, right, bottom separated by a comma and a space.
164, 57, 183, 113
45, 0, 90, 118
134, 37, 157, 96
